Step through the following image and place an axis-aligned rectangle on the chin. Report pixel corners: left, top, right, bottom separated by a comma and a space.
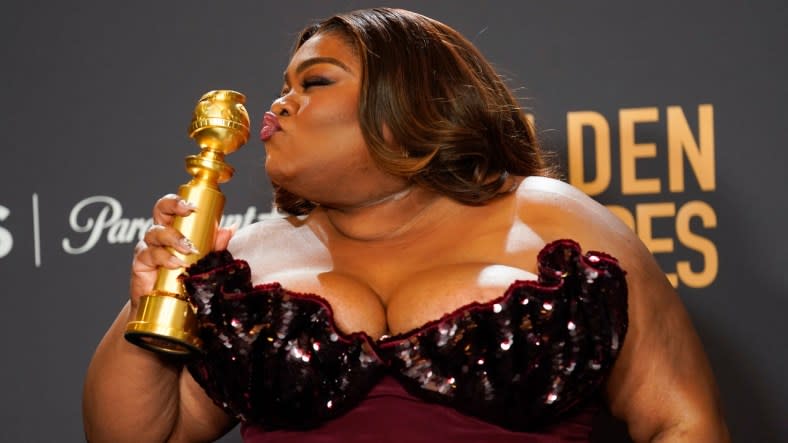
265, 162, 297, 186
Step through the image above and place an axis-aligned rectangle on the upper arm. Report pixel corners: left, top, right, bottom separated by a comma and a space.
166, 371, 236, 443
517, 177, 728, 442
602, 245, 727, 442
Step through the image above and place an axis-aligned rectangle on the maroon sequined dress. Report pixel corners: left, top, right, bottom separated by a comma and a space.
182, 240, 629, 442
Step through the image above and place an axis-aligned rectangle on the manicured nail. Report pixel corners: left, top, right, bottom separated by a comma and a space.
167, 255, 187, 268
178, 200, 197, 211
179, 237, 200, 254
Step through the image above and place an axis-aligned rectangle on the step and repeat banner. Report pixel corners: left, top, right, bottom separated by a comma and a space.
1, 1, 785, 441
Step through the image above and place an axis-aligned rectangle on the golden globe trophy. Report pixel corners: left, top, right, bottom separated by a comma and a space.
125, 90, 250, 356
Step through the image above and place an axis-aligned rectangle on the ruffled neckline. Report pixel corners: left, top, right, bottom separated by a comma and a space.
184, 239, 625, 354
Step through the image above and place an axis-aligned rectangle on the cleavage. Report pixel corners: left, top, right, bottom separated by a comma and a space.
384, 262, 537, 335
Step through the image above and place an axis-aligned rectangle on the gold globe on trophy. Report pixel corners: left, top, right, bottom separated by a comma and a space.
125, 90, 250, 356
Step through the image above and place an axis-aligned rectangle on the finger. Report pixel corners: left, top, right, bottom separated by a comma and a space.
134, 244, 188, 271
153, 194, 197, 225
214, 224, 237, 251
143, 224, 200, 255
133, 238, 148, 255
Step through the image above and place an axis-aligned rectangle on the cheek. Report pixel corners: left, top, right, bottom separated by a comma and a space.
299, 96, 366, 161
307, 95, 358, 130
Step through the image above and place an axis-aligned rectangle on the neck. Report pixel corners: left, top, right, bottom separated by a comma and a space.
318, 185, 450, 242
333, 184, 416, 210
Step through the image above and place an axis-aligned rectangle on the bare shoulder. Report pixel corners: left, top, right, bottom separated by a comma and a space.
515, 176, 641, 261
516, 174, 590, 202
515, 176, 616, 225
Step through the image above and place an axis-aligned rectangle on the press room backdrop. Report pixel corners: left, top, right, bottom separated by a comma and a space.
1, 1, 785, 441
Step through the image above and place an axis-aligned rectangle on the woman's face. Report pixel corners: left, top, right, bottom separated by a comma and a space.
263, 32, 406, 208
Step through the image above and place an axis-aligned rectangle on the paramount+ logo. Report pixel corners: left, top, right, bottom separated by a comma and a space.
61, 197, 281, 254
0, 196, 279, 266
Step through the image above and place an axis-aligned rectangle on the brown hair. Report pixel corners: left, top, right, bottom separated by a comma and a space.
274, 8, 554, 215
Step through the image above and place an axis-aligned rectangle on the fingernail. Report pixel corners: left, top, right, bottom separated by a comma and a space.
179, 237, 200, 254
167, 255, 187, 268
178, 200, 197, 211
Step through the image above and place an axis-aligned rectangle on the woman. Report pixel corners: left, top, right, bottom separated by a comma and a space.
83, 8, 729, 442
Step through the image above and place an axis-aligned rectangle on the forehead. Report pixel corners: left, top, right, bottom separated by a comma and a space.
288, 32, 359, 74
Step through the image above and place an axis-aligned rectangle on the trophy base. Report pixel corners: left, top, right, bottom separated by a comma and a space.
125, 294, 202, 356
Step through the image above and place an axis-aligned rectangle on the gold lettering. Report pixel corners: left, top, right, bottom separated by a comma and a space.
667, 104, 715, 192
676, 201, 718, 288
620, 108, 661, 195
567, 111, 611, 196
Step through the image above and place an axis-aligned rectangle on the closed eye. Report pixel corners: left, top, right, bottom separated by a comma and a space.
278, 76, 333, 98
302, 76, 333, 90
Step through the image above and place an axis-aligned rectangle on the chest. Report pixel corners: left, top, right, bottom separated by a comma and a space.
241, 216, 547, 338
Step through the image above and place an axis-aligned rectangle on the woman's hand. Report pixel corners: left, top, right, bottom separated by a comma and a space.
129, 194, 235, 311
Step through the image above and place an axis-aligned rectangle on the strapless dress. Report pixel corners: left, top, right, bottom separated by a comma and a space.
183, 239, 629, 442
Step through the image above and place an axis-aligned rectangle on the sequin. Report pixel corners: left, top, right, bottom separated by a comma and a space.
182, 240, 628, 432
183, 252, 385, 429
500, 334, 514, 351
377, 240, 627, 431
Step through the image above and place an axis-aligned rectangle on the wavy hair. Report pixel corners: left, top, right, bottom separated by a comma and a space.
274, 8, 554, 215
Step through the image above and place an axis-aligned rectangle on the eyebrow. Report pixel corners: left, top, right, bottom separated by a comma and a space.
283, 56, 352, 82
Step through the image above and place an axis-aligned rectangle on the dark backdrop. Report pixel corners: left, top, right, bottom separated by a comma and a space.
1, 1, 785, 441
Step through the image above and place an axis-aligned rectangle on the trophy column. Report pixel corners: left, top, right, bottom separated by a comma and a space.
125, 90, 250, 356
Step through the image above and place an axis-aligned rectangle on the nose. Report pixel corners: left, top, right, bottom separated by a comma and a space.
271, 94, 296, 117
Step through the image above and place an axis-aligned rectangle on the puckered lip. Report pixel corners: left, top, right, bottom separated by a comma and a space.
260, 112, 281, 141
